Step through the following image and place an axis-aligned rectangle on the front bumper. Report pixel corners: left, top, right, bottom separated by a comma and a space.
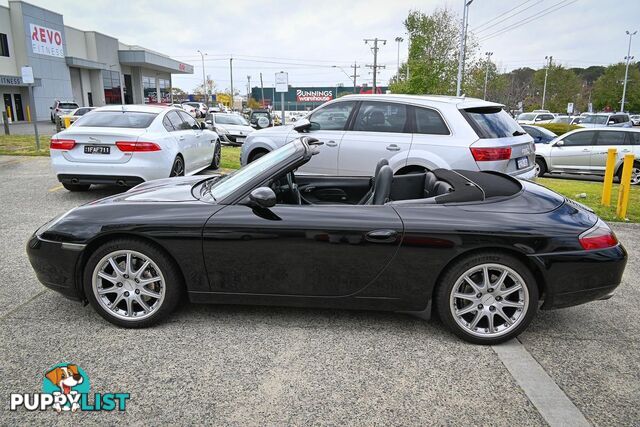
534, 244, 627, 309
26, 235, 84, 300
219, 133, 247, 146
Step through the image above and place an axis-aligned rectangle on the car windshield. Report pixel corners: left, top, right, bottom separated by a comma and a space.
215, 114, 249, 126
551, 117, 570, 124
59, 103, 79, 109
252, 112, 269, 119
75, 108, 92, 116
581, 114, 608, 124
517, 113, 535, 121
201, 142, 300, 201
74, 111, 157, 128
464, 107, 526, 138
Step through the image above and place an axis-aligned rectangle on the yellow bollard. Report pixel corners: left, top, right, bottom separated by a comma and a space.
6, 106, 12, 122
601, 148, 617, 206
63, 116, 71, 129
616, 154, 635, 220
26, 105, 31, 122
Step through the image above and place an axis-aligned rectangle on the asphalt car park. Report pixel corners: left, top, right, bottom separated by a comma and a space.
1, 154, 639, 424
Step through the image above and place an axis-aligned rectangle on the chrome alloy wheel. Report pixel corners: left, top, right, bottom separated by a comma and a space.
449, 263, 529, 338
630, 166, 640, 185
92, 250, 166, 321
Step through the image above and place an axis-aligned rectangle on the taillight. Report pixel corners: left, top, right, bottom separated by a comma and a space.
579, 219, 618, 250
470, 147, 512, 161
50, 138, 76, 150
115, 141, 161, 152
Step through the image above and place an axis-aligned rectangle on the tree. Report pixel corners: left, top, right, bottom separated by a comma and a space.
193, 75, 216, 96
247, 98, 262, 109
390, 8, 475, 95
592, 63, 640, 112
171, 87, 186, 97
528, 64, 582, 112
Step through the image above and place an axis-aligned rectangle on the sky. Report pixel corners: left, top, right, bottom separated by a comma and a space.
3, 0, 639, 94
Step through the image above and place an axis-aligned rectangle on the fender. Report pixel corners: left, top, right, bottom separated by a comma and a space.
403, 149, 453, 172
241, 132, 298, 165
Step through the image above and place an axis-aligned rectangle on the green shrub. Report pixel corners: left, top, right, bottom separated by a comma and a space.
533, 123, 582, 136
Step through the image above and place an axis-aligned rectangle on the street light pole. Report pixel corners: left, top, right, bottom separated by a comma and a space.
229, 55, 234, 111
197, 50, 207, 105
621, 30, 637, 112
394, 36, 403, 78
456, 0, 474, 96
541, 55, 553, 110
483, 51, 493, 100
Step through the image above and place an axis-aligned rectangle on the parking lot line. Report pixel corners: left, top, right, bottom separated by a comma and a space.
492, 339, 590, 427
48, 184, 64, 192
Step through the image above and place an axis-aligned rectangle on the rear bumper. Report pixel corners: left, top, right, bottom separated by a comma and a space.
58, 174, 144, 186
510, 166, 536, 180
26, 235, 84, 301
534, 244, 627, 309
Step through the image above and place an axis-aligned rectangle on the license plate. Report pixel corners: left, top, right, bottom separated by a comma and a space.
84, 145, 110, 155
235, 137, 245, 143
516, 156, 529, 169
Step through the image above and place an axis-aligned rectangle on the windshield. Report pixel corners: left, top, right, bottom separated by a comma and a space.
74, 111, 157, 128
464, 107, 526, 138
517, 113, 535, 121
75, 108, 92, 116
215, 114, 249, 126
59, 103, 79, 109
551, 117, 570, 124
581, 114, 608, 124
203, 143, 299, 201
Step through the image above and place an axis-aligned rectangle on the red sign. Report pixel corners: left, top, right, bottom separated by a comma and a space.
296, 89, 333, 102
30, 24, 64, 57
179, 63, 186, 72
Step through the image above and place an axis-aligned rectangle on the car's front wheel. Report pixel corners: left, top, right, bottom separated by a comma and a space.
83, 239, 183, 328
435, 252, 538, 345
535, 157, 547, 177
211, 140, 221, 169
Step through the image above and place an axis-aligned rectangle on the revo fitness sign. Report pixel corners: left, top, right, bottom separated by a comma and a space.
296, 89, 333, 102
30, 24, 64, 58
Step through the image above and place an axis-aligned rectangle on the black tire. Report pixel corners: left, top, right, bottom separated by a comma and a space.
535, 157, 547, 177
169, 155, 185, 177
83, 238, 183, 328
210, 140, 221, 169
617, 161, 640, 185
434, 252, 539, 345
249, 150, 267, 163
63, 183, 90, 192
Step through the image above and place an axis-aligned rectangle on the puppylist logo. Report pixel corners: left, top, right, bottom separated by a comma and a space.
10, 363, 130, 413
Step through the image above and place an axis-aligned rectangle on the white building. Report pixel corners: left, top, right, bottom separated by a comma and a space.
0, 0, 193, 122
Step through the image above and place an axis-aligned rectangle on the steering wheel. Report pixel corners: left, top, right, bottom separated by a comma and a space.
286, 172, 302, 205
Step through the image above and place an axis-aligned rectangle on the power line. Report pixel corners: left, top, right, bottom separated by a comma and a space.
472, 0, 538, 33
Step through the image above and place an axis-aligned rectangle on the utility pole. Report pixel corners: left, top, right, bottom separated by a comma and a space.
197, 50, 207, 105
260, 72, 265, 108
246, 75, 251, 107
621, 30, 637, 112
364, 38, 386, 93
351, 61, 360, 93
483, 51, 493, 100
394, 37, 403, 78
542, 55, 553, 110
229, 56, 234, 110
456, 0, 474, 96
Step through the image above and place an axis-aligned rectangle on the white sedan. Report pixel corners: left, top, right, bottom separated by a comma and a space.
50, 105, 221, 191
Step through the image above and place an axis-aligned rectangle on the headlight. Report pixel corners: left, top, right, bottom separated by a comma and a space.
35, 208, 75, 237
215, 126, 229, 135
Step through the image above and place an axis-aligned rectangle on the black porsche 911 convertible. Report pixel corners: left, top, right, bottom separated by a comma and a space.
27, 137, 627, 344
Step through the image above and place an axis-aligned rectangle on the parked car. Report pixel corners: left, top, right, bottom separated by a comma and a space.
535, 127, 640, 184
580, 113, 632, 128
205, 113, 254, 146
241, 94, 536, 180
179, 103, 198, 118
49, 105, 221, 191
59, 107, 96, 128
182, 102, 208, 118
50, 100, 80, 123
630, 114, 640, 126
521, 124, 557, 144
550, 116, 582, 125
516, 112, 555, 125
27, 136, 627, 344
249, 109, 274, 129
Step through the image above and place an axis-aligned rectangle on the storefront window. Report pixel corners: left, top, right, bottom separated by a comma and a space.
159, 78, 170, 103
102, 70, 122, 104
143, 76, 156, 103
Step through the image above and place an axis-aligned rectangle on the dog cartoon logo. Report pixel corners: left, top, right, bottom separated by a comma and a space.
42, 364, 90, 412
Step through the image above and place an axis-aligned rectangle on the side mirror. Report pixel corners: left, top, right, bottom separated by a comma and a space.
248, 187, 276, 208
200, 122, 206, 130
608, 120, 615, 125
205, 119, 212, 125
293, 118, 311, 132
554, 140, 564, 147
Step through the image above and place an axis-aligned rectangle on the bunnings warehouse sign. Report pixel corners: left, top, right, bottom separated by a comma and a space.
296, 89, 334, 102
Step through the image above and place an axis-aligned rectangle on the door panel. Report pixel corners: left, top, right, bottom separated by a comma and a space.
590, 130, 629, 172
548, 131, 596, 171
295, 175, 372, 204
203, 204, 403, 296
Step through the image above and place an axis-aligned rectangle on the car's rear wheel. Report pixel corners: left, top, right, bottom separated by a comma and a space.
63, 183, 90, 192
618, 161, 640, 185
435, 252, 538, 345
535, 158, 547, 177
83, 239, 183, 328
249, 150, 268, 163
211, 140, 221, 169
169, 155, 184, 177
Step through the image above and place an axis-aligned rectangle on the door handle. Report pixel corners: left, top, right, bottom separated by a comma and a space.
366, 229, 398, 243
582, 148, 590, 152
195, 133, 201, 138
178, 136, 185, 141
325, 140, 337, 147
386, 144, 401, 151
303, 186, 316, 193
